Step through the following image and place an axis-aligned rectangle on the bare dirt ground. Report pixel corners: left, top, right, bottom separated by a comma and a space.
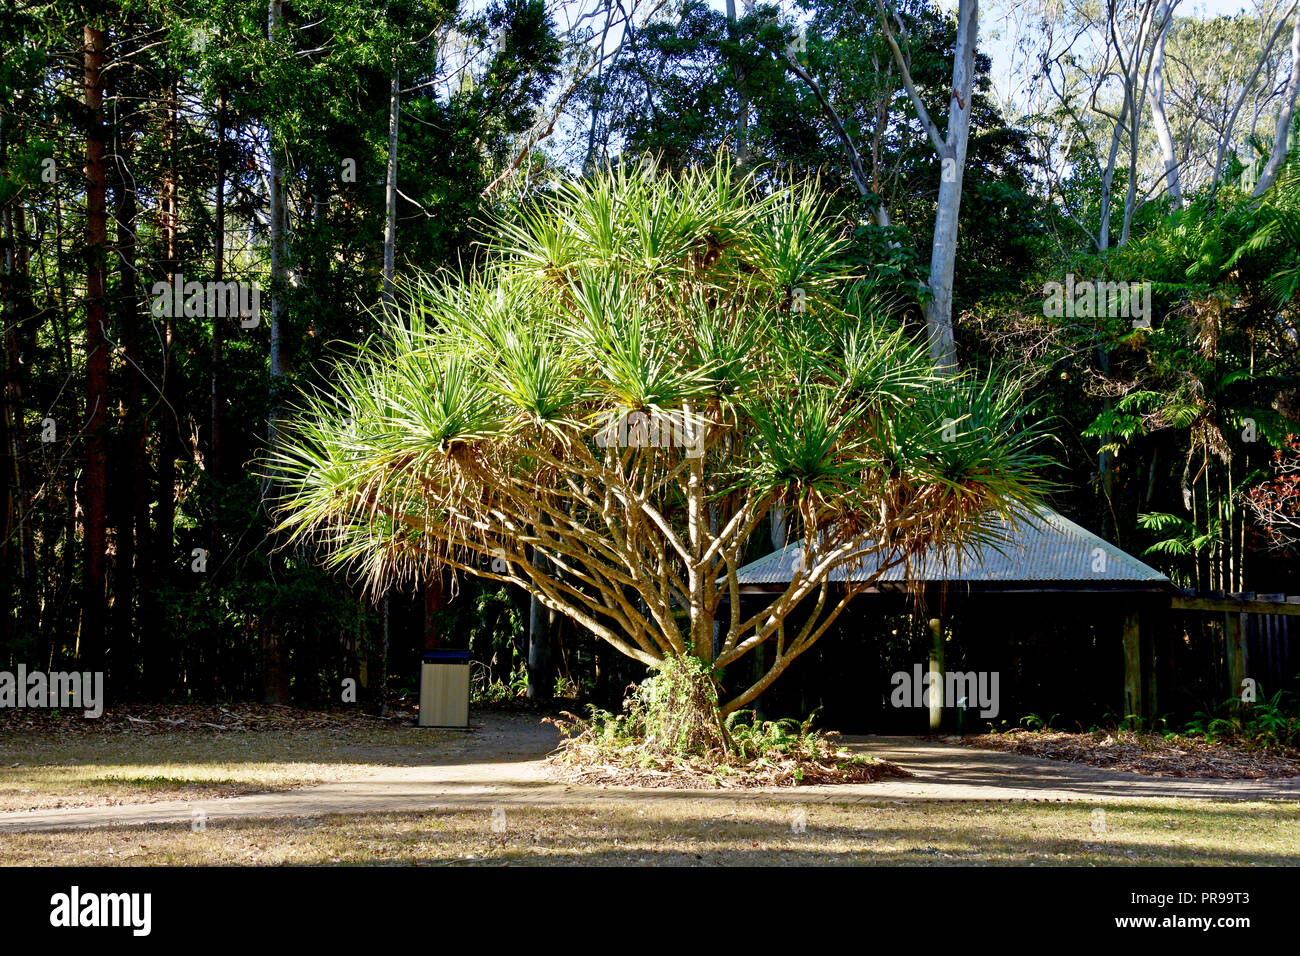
0, 704, 466, 811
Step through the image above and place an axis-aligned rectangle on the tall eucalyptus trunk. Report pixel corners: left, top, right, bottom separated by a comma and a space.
1254, 14, 1300, 197
81, 21, 109, 670
262, 0, 292, 704
1148, 2, 1183, 207
922, 0, 978, 373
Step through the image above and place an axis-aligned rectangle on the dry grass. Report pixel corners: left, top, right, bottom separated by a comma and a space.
3, 798, 1297, 866
965, 730, 1300, 778
0, 708, 460, 812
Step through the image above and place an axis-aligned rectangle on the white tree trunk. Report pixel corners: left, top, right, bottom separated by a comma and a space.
383, 68, 399, 314
1121, 103, 1140, 245
1211, 5, 1294, 191
1119, 3, 1164, 245
1254, 13, 1300, 197
726, 0, 750, 167
1148, 2, 1183, 207
923, 0, 978, 373
380, 66, 401, 702
267, 0, 286, 441
1097, 81, 1131, 252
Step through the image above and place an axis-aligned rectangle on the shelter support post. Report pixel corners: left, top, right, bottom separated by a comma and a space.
1122, 611, 1142, 723
1141, 612, 1157, 718
1224, 611, 1247, 707
928, 617, 944, 731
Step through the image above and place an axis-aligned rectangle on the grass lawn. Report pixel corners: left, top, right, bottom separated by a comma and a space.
3, 799, 1298, 866
0, 721, 460, 812
5, 710, 1297, 866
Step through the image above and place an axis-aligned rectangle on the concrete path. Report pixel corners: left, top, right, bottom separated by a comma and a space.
1, 716, 1295, 834
849, 736, 1300, 802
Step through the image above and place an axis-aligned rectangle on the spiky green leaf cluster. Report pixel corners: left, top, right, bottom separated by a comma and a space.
268, 158, 1053, 598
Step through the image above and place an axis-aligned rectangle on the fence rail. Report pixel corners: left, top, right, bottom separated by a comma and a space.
1170, 591, 1299, 697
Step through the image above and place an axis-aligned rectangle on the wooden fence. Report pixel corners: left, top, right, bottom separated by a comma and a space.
1170, 591, 1300, 698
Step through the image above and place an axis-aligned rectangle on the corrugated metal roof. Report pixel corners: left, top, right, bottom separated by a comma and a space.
734, 508, 1169, 587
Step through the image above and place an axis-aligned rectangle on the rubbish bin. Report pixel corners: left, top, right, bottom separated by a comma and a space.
418, 649, 471, 728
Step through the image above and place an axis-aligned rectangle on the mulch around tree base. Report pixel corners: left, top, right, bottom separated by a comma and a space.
960, 730, 1300, 779
546, 753, 912, 789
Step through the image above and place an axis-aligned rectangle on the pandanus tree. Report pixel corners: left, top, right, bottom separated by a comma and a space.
269, 158, 1051, 723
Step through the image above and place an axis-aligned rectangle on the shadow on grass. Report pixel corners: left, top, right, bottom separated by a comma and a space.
6, 801, 1298, 866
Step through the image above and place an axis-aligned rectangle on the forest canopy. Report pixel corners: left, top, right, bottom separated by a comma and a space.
3, 0, 1300, 720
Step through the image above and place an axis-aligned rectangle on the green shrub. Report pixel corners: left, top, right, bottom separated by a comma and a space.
547, 657, 890, 785
1182, 691, 1300, 750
